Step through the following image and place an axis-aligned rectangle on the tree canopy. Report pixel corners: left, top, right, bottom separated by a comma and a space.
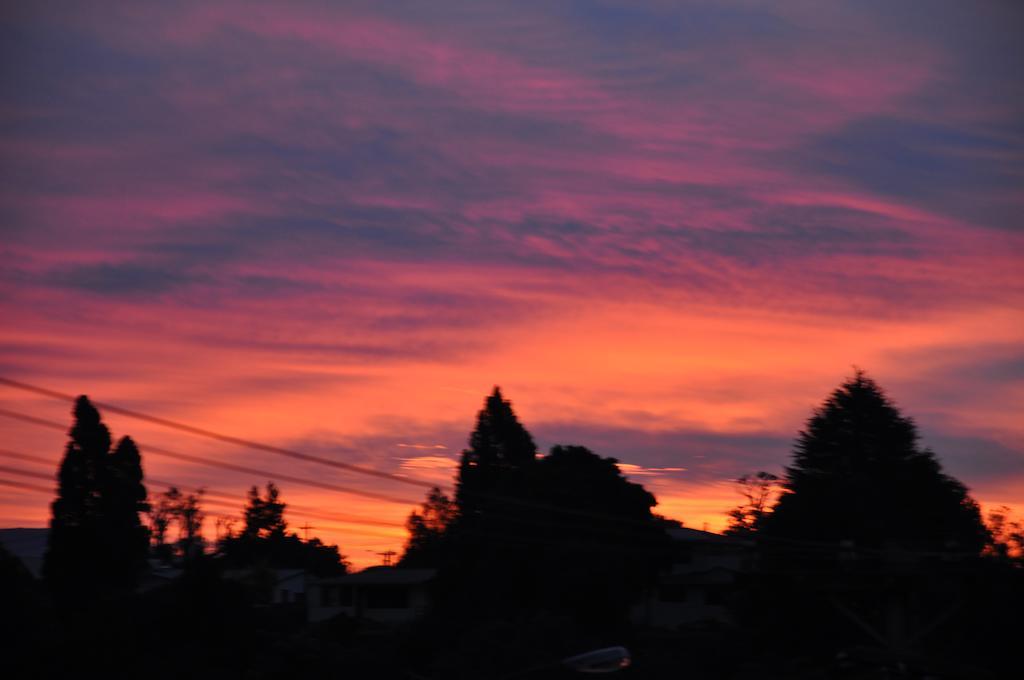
242, 482, 287, 540
760, 371, 989, 553
404, 387, 666, 625
454, 386, 536, 521
44, 396, 150, 598
402, 486, 456, 568
219, 482, 347, 576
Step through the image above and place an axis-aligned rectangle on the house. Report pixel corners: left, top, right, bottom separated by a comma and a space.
221, 566, 309, 606
308, 566, 436, 624
271, 568, 307, 605
632, 525, 750, 629
137, 559, 184, 593
0, 528, 48, 578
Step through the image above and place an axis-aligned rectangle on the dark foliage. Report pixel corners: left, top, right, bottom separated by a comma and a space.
11, 377, 1021, 678
526, 445, 668, 622
760, 371, 989, 554
219, 482, 347, 576
148, 486, 180, 563
408, 388, 667, 632
101, 436, 151, 581
242, 482, 287, 539
43, 396, 149, 600
984, 505, 1024, 565
724, 471, 780, 536
454, 386, 537, 521
738, 372, 1012, 674
401, 486, 456, 568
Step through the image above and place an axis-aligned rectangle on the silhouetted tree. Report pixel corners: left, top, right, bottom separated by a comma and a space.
985, 506, 1024, 565
101, 436, 150, 584
242, 482, 286, 540
177, 489, 205, 559
454, 386, 536, 521
219, 483, 347, 576
760, 371, 989, 554
44, 396, 111, 595
417, 388, 666, 629
527, 445, 667, 622
149, 486, 180, 563
401, 486, 456, 567
148, 485, 206, 562
43, 396, 150, 596
739, 372, 1003, 669
725, 471, 780, 536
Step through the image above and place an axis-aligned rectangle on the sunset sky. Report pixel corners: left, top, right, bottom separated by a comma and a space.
1, 1, 1022, 569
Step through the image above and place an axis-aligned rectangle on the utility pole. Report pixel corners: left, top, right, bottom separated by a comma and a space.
376, 550, 396, 567
300, 522, 315, 541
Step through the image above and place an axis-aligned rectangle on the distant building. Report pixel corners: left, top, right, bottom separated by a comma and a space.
137, 559, 183, 592
271, 568, 307, 605
0, 528, 48, 579
222, 566, 309, 606
632, 525, 750, 629
308, 567, 436, 624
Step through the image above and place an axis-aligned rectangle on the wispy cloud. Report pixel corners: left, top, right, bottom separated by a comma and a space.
616, 463, 687, 478
1, 1, 1021, 566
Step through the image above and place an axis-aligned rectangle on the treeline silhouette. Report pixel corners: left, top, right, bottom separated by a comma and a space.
0, 372, 1021, 679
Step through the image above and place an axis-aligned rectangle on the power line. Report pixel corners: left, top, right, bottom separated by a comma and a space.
0, 448, 988, 559
0, 407, 66, 432
0, 381, 720, 532
0, 376, 441, 491
0, 477, 54, 495
0, 433, 666, 547
0, 463, 52, 483
141, 442, 420, 505
0, 452, 656, 546
0, 403, 677, 532
0, 471, 986, 570
0, 447, 407, 530
0, 476, 403, 541
0, 379, 681, 528
0, 407, 421, 506
4, 450, 977, 559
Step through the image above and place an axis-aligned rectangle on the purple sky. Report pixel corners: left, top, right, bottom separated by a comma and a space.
1, 1, 1022, 565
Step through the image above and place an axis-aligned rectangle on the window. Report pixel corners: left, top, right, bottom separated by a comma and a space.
704, 586, 727, 606
659, 584, 688, 603
674, 544, 693, 565
365, 585, 410, 609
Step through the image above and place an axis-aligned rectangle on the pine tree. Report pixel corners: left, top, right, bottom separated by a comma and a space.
43, 396, 151, 598
102, 436, 150, 585
454, 386, 536, 520
43, 396, 113, 596
761, 371, 989, 553
413, 388, 665, 626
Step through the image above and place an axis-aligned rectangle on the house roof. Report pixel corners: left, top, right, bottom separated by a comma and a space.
317, 567, 437, 586
0, 528, 47, 579
667, 526, 746, 546
274, 568, 306, 584
660, 565, 739, 585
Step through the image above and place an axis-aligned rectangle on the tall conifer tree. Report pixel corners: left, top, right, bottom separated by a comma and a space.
44, 396, 112, 595
102, 436, 150, 586
454, 386, 536, 520
761, 371, 988, 553
43, 396, 150, 598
